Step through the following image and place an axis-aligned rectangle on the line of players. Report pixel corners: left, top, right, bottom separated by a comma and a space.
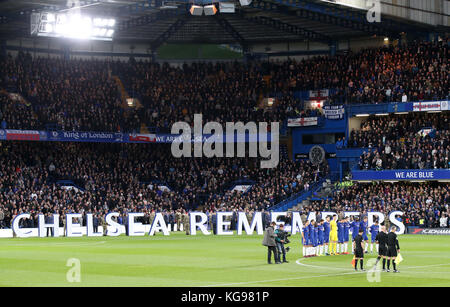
301, 215, 380, 257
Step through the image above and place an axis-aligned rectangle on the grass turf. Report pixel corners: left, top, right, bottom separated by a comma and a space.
0, 233, 449, 287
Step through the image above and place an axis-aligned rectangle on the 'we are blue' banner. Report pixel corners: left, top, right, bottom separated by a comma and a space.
352, 169, 450, 181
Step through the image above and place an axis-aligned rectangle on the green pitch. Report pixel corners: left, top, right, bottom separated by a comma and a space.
0, 233, 449, 287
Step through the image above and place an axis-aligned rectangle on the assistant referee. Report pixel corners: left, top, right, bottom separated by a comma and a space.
386, 226, 400, 273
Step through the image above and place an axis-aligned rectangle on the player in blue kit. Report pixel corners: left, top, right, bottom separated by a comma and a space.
317, 220, 325, 256
323, 216, 330, 256
360, 216, 369, 253
337, 218, 345, 254
302, 220, 310, 257
343, 216, 351, 254
370, 219, 380, 254
312, 220, 319, 256
308, 219, 315, 256
350, 216, 360, 254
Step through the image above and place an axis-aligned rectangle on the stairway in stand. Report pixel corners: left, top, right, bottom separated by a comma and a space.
112, 75, 143, 109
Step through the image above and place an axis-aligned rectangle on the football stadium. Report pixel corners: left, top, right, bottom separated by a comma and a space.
0, 0, 449, 291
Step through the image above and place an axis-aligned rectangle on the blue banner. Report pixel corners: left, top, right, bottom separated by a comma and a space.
47, 131, 127, 143
0, 130, 273, 144
352, 169, 450, 181
387, 102, 413, 113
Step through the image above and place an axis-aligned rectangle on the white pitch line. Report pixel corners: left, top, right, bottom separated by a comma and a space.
405, 263, 450, 269
296, 258, 355, 271
202, 270, 365, 287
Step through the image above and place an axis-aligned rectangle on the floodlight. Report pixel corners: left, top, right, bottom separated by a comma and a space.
239, 0, 252, 6
204, 5, 217, 16
31, 12, 116, 41
219, 2, 235, 13
190, 5, 203, 16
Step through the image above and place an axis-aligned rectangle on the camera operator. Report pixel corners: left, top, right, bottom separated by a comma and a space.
275, 224, 290, 263
262, 222, 280, 264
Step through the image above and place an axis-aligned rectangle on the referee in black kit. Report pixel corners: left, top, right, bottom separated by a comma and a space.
353, 229, 365, 271
387, 226, 400, 273
374, 225, 388, 271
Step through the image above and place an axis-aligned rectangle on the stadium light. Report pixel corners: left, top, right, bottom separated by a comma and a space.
190, 5, 204, 16
203, 4, 218, 16
239, 0, 252, 5
355, 114, 370, 117
31, 12, 116, 41
219, 2, 235, 13
375, 113, 389, 116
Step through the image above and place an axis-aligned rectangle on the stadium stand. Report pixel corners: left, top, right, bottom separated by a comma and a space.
354, 112, 449, 170
0, 40, 448, 133
307, 181, 450, 228
0, 141, 327, 228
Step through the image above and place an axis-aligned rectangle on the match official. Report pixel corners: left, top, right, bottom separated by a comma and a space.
374, 225, 388, 271
387, 226, 400, 273
353, 229, 365, 271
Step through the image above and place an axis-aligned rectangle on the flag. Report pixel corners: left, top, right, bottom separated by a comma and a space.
395, 253, 403, 265
351, 256, 356, 267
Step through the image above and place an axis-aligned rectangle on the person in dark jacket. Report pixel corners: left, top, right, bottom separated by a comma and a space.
211, 212, 217, 235
262, 222, 280, 264
93, 214, 99, 233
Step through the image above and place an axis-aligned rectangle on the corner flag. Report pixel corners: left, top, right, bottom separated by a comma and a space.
395, 253, 403, 265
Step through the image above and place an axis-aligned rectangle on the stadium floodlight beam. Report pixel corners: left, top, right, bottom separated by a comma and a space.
31, 12, 116, 41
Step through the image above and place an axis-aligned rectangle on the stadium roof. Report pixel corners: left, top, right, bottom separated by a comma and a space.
0, 0, 447, 50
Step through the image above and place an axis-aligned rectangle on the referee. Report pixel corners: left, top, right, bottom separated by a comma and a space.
374, 225, 388, 271
386, 226, 400, 273
353, 229, 365, 271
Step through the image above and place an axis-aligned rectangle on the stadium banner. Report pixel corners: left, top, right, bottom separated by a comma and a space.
408, 227, 450, 235
352, 169, 450, 181
5, 210, 405, 238
0, 129, 42, 141
287, 117, 318, 127
128, 133, 272, 144
387, 102, 414, 113
0, 130, 273, 144
47, 130, 126, 143
308, 89, 329, 100
323, 105, 345, 119
412, 101, 446, 112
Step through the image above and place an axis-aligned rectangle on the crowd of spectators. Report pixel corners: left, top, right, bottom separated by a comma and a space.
304, 182, 450, 228
0, 141, 326, 229
0, 52, 134, 132
354, 112, 449, 170
0, 40, 448, 133
322, 40, 448, 105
